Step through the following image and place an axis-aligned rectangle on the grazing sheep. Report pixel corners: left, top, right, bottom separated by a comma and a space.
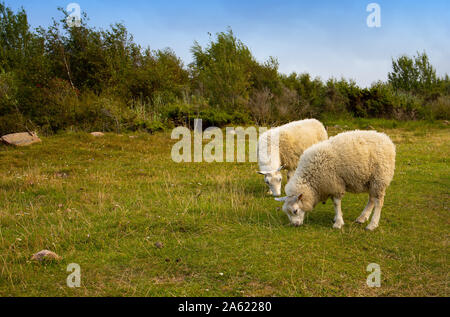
257, 119, 328, 196
275, 130, 396, 231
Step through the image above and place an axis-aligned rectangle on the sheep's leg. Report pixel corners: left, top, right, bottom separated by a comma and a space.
332, 197, 344, 229
356, 196, 375, 223
366, 196, 384, 231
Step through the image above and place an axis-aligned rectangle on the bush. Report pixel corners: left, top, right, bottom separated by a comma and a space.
0, 71, 29, 134
163, 103, 250, 128
247, 88, 273, 125
1, 3, 449, 135
429, 96, 450, 120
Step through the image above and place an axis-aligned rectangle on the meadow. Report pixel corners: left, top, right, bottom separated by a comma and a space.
0, 119, 448, 296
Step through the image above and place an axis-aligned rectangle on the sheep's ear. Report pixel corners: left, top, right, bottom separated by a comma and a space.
257, 171, 267, 175
277, 165, 284, 172
275, 196, 288, 202
297, 193, 303, 201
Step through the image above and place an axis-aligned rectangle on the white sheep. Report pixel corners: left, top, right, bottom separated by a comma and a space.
257, 119, 328, 196
275, 130, 396, 231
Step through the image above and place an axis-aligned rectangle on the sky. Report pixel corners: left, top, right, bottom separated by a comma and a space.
7, 0, 450, 87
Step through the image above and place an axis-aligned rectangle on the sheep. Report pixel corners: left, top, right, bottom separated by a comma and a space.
275, 130, 396, 231
257, 119, 328, 197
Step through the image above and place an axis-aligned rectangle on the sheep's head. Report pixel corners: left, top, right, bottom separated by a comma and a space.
275, 194, 306, 227
257, 166, 283, 196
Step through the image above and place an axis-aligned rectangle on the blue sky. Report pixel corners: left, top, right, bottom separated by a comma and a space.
7, 0, 450, 87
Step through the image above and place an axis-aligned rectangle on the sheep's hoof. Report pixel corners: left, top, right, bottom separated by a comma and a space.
333, 221, 344, 229
365, 224, 378, 231
355, 217, 368, 224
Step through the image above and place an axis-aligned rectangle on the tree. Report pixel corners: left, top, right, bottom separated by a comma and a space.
190, 29, 255, 109
0, 3, 31, 72
388, 51, 437, 93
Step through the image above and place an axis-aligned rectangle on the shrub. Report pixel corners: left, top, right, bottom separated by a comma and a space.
0, 71, 29, 134
429, 96, 450, 120
1, 2, 449, 135
248, 87, 273, 125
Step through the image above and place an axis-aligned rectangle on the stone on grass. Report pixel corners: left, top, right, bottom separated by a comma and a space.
90, 132, 104, 137
1, 132, 41, 147
31, 250, 61, 261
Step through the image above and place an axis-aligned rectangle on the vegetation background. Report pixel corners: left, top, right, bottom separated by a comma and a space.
1, 3, 449, 136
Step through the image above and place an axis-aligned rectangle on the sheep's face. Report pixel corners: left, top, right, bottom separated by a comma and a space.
263, 172, 282, 197
276, 194, 305, 227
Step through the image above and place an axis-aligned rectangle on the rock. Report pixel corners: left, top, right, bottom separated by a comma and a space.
155, 242, 164, 249
1, 132, 41, 147
31, 250, 61, 261
55, 172, 68, 178
90, 132, 104, 137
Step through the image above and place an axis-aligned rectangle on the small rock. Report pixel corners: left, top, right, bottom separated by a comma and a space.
90, 132, 104, 137
31, 250, 61, 261
155, 242, 164, 249
1, 132, 41, 147
129, 136, 137, 139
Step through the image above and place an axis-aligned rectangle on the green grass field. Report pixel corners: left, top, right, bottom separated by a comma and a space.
0, 120, 448, 296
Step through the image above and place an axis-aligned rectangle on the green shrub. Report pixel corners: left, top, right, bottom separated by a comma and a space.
1, 2, 449, 135
429, 96, 450, 120
163, 103, 250, 128
0, 71, 33, 134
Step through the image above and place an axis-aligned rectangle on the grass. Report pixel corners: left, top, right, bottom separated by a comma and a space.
0, 120, 449, 296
